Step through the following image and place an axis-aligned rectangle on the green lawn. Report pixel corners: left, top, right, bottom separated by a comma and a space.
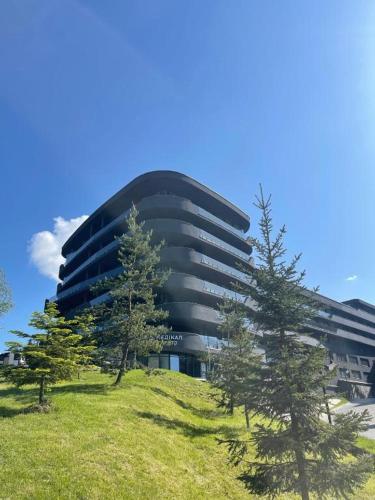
0, 369, 374, 499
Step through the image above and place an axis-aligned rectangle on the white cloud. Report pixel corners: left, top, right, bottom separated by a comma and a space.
346, 275, 358, 282
29, 215, 89, 282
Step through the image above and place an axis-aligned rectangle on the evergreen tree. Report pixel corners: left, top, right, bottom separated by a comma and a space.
0, 268, 12, 318
2, 302, 95, 406
93, 206, 169, 385
74, 309, 97, 378
210, 297, 261, 429
225, 186, 372, 499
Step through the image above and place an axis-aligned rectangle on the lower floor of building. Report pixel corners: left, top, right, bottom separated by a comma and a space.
144, 352, 207, 378
143, 347, 375, 399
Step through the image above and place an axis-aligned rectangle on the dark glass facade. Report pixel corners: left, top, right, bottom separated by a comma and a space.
53, 171, 375, 396
145, 353, 203, 377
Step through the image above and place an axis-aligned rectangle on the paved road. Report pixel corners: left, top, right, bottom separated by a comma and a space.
334, 398, 375, 439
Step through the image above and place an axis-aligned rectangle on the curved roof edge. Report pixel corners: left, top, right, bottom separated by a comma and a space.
342, 298, 375, 315
62, 170, 250, 256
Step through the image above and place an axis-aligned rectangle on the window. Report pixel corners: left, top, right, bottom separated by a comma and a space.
339, 368, 349, 379
202, 335, 222, 349
159, 355, 169, 370
336, 353, 347, 363
200, 362, 207, 379
360, 358, 370, 367
170, 355, 180, 372
351, 370, 361, 380
349, 355, 358, 365
363, 372, 371, 382
319, 310, 332, 319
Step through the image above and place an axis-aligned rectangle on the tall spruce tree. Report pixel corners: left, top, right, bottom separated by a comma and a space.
93, 206, 169, 385
210, 297, 261, 429
2, 302, 95, 406
225, 186, 372, 499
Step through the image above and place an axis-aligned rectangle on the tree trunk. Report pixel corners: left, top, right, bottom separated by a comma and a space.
294, 446, 309, 500
229, 394, 234, 415
39, 376, 46, 405
322, 386, 332, 425
245, 405, 250, 430
114, 346, 129, 386
290, 412, 309, 500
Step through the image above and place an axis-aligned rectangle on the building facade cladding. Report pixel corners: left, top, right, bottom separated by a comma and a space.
307, 296, 375, 397
56, 171, 252, 378
54, 171, 375, 394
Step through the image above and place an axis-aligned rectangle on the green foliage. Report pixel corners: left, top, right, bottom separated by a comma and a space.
93, 205, 169, 385
0, 267, 12, 318
246, 186, 319, 333
2, 302, 95, 405
227, 186, 373, 499
210, 298, 261, 428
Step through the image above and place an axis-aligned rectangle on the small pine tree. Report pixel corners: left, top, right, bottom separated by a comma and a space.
225, 186, 372, 500
2, 302, 95, 407
74, 309, 97, 378
210, 297, 261, 429
93, 206, 169, 385
0, 268, 12, 318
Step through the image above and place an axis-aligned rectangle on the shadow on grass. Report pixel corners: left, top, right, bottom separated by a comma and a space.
0, 386, 39, 418
135, 410, 239, 439
51, 383, 109, 396
150, 387, 226, 420
0, 386, 36, 404
0, 406, 26, 418
0, 382, 109, 418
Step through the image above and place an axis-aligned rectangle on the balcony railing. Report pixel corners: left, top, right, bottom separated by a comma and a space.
63, 239, 119, 286
199, 230, 249, 260
200, 254, 248, 282
202, 281, 247, 303
57, 267, 121, 301
64, 194, 249, 268
65, 209, 130, 265
196, 205, 244, 238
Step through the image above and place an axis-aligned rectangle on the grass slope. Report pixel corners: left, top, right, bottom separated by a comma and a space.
0, 370, 374, 500
0, 370, 250, 500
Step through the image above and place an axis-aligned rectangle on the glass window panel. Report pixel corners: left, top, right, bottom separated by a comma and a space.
349, 355, 358, 365
336, 353, 347, 363
339, 368, 349, 378
351, 370, 361, 380
170, 355, 180, 372
159, 355, 169, 370
179, 355, 187, 374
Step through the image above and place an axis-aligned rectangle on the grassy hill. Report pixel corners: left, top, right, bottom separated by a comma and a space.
0, 369, 374, 500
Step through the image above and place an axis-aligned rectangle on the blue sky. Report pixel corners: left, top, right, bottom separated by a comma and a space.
1, 0, 375, 349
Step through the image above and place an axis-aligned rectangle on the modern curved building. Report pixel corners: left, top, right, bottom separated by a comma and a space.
55, 171, 252, 377
54, 170, 375, 396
